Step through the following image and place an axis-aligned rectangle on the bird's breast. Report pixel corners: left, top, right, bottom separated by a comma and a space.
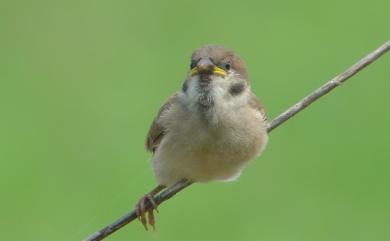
152, 101, 268, 185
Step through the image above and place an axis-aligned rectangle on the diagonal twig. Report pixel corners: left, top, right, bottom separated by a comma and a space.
83, 40, 390, 241
267, 40, 390, 132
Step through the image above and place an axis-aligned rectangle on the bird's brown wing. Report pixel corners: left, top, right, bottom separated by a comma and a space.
145, 93, 178, 153
249, 92, 267, 122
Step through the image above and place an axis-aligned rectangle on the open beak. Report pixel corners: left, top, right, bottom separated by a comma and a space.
190, 58, 227, 78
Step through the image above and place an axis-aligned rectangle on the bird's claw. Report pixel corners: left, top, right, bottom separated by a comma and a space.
135, 195, 159, 230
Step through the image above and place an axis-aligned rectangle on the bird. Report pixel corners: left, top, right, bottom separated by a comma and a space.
135, 44, 269, 230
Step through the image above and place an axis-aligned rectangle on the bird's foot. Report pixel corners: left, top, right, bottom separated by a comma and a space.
135, 194, 158, 230
135, 185, 165, 230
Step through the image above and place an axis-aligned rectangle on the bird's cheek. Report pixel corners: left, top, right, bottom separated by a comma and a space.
186, 76, 202, 98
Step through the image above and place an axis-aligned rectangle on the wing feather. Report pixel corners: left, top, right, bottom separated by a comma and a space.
145, 93, 178, 153
249, 92, 267, 122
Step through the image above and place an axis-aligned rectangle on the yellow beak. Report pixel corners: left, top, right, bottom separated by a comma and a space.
190, 66, 227, 78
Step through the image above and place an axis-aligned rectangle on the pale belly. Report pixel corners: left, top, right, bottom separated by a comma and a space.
152, 105, 268, 186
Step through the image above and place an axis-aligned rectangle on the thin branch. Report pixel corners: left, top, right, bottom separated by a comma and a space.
267, 40, 390, 132
83, 40, 390, 241
83, 179, 192, 241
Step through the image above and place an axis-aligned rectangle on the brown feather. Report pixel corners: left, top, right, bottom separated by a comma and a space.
249, 92, 267, 122
145, 93, 178, 152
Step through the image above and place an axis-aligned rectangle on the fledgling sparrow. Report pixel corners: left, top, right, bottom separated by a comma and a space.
135, 45, 268, 230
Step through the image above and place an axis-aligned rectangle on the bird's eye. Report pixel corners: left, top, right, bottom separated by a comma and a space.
190, 61, 196, 69
225, 63, 231, 70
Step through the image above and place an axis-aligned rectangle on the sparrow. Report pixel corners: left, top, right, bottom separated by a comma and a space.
135, 45, 268, 230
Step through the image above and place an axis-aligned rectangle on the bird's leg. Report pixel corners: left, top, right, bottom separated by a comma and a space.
135, 184, 166, 230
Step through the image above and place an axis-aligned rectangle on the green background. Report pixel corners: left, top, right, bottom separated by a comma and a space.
1, 0, 389, 241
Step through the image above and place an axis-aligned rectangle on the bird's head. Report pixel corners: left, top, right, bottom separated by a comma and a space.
182, 45, 249, 108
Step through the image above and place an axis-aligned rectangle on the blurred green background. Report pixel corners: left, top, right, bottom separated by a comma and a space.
1, 0, 389, 241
